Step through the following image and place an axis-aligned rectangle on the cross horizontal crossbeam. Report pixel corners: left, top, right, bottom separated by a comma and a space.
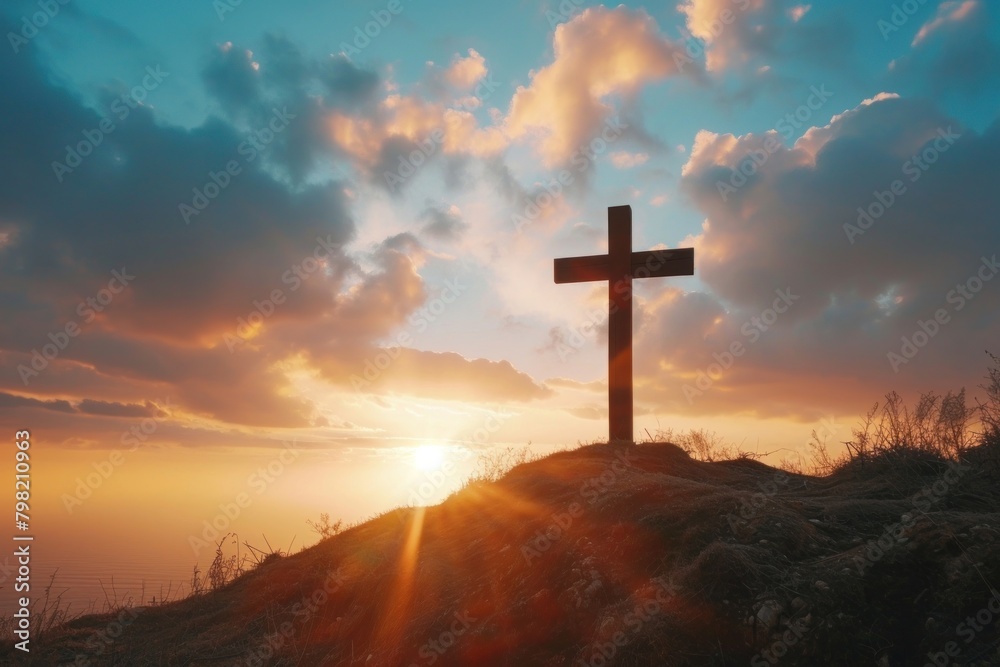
553, 205, 695, 444
553, 248, 695, 284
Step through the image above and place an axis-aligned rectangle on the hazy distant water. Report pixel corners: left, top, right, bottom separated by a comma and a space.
2, 442, 564, 620
29, 554, 196, 615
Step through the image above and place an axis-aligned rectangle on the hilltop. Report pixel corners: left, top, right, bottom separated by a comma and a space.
11, 435, 1000, 666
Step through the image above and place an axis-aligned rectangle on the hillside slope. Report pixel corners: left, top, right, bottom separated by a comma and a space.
13, 442, 1000, 666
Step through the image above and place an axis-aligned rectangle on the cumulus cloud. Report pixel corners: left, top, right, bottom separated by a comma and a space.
677, 0, 849, 74
505, 6, 693, 168
315, 45, 511, 190
0, 19, 547, 436
419, 202, 468, 241
445, 49, 488, 90
632, 94, 1000, 418
325, 91, 508, 186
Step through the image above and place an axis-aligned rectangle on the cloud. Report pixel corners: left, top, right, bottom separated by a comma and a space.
546, 377, 606, 393
315, 45, 510, 190
325, 91, 508, 186
677, 0, 852, 74
889, 0, 1000, 100
0, 20, 464, 430
565, 405, 606, 420
788, 4, 811, 22
912, 0, 978, 47
203, 42, 261, 114
445, 49, 488, 89
0, 392, 75, 413
419, 202, 468, 241
630, 93, 1000, 418
610, 151, 650, 169
350, 349, 552, 403
0, 392, 163, 418
76, 399, 163, 418
505, 6, 692, 168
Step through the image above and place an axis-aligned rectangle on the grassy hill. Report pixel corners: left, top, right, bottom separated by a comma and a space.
10, 430, 1000, 666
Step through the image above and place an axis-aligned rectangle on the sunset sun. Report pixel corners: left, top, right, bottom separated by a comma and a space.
412, 444, 447, 471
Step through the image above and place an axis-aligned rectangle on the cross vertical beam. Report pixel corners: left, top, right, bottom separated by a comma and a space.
607, 205, 632, 444
553, 204, 695, 445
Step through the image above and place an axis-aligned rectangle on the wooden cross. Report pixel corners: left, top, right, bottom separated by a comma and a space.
554, 205, 694, 444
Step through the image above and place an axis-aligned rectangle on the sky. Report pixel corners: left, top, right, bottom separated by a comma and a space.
1, 0, 1000, 600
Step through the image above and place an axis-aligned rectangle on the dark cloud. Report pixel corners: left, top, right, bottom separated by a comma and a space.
203, 42, 261, 114
888, 1, 1000, 101
76, 398, 160, 418
634, 94, 1000, 418
317, 53, 380, 106
420, 202, 468, 241
678, 1, 858, 75
0, 391, 74, 413
0, 19, 387, 428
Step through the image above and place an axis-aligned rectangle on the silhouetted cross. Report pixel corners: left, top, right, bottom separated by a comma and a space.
554, 205, 694, 444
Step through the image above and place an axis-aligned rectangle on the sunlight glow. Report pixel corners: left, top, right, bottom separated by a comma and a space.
412, 444, 447, 471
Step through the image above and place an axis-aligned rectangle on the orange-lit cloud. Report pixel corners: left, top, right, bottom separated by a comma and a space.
445, 49, 488, 89
610, 151, 650, 169
629, 93, 1000, 419
912, 0, 978, 46
505, 6, 691, 168
340, 349, 552, 403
